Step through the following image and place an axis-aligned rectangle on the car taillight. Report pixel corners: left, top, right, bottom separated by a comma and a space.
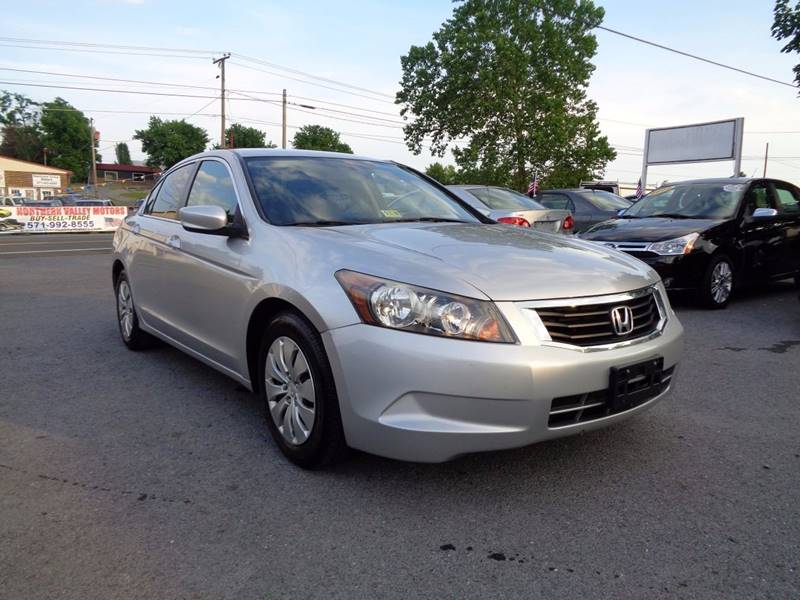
562, 215, 574, 231
497, 216, 530, 227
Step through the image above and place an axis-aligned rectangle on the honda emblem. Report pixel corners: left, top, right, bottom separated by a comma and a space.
610, 305, 634, 336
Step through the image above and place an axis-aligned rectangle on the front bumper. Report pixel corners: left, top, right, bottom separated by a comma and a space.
322, 295, 684, 462
625, 252, 711, 292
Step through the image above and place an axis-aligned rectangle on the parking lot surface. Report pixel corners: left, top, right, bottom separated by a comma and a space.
1, 251, 798, 599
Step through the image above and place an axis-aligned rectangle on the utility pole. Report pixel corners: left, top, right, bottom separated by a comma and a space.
89, 118, 98, 198
213, 53, 231, 148
763, 142, 769, 178
282, 89, 287, 149
43, 147, 48, 166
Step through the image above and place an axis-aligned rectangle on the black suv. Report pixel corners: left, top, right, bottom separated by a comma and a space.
580, 178, 800, 308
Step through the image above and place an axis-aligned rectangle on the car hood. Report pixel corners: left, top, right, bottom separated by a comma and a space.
581, 217, 722, 242
325, 222, 657, 301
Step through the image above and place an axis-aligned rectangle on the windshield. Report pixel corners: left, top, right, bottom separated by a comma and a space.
577, 190, 631, 211
246, 157, 479, 226
623, 183, 745, 219
468, 187, 545, 211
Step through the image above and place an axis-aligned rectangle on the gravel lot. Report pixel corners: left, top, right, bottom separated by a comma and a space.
1, 245, 798, 599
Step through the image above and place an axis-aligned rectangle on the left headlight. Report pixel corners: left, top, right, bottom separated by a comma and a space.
647, 232, 699, 256
335, 270, 517, 343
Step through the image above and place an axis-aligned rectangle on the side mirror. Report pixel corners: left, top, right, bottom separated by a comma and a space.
179, 205, 247, 238
752, 207, 777, 218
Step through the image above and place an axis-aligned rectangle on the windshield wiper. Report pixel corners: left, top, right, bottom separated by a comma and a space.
388, 217, 470, 223
288, 220, 373, 227
649, 213, 694, 219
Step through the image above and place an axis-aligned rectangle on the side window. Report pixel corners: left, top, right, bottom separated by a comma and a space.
773, 183, 800, 215
147, 164, 194, 220
186, 160, 239, 220
744, 183, 771, 216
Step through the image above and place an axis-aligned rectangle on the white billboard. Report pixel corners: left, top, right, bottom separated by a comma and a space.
641, 118, 744, 188
0, 206, 127, 233
32, 174, 62, 187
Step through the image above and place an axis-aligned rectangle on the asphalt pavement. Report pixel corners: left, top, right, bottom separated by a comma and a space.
0, 232, 114, 257
1, 251, 798, 599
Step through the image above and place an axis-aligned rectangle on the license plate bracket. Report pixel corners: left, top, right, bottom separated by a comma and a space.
608, 357, 664, 413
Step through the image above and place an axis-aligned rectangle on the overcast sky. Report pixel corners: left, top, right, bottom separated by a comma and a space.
2, 0, 798, 186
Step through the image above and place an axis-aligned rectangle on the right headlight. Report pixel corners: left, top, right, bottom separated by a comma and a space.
647, 232, 699, 256
335, 270, 517, 343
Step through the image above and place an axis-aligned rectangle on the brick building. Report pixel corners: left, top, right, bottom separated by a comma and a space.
0, 155, 71, 200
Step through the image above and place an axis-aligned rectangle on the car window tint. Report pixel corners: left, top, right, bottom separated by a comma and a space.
577, 190, 631, 211
245, 157, 478, 225
470, 187, 545, 210
186, 160, 238, 220
537, 193, 570, 210
744, 183, 770, 215
773, 184, 800, 215
148, 164, 193, 220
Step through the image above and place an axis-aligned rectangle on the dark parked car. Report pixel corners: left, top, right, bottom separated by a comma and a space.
21, 199, 63, 207
535, 189, 632, 232
580, 178, 800, 308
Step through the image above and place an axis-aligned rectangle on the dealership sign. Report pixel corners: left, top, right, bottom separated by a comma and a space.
0, 206, 127, 233
31, 174, 62, 187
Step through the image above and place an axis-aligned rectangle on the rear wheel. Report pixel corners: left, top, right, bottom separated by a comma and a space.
699, 255, 734, 309
258, 311, 348, 468
115, 271, 158, 350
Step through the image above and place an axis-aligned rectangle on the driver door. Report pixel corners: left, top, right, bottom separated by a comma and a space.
738, 181, 783, 279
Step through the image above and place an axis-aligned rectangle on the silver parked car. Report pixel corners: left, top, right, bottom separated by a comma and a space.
448, 184, 573, 233
112, 150, 683, 468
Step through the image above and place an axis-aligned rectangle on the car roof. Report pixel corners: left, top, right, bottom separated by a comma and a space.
185, 148, 391, 163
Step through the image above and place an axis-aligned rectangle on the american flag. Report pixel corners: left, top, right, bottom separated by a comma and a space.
526, 174, 539, 197
635, 178, 643, 200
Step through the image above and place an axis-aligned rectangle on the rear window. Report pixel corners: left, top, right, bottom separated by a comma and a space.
577, 190, 631, 211
537, 193, 571, 210
468, 187, 545, 211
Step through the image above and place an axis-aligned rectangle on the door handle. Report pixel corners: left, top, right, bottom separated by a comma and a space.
167, 235, 181, 250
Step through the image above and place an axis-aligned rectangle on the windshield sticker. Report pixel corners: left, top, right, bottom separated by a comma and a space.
380, 209, 402, 218
723, 184, 744, 193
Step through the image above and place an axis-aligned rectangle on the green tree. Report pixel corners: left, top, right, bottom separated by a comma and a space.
396, 0, 615, 191
115, 142, 132, 164
773, 0, 800, 88
0, 91, 43, 162
425, 162, 460, 184
222, 123, 276, 148
40, 98, 96, 181
292, 125, 353, 153
134, 117, 209, 169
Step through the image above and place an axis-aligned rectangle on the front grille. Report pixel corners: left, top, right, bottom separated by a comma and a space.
534, 290, 660, 347
548, 366, 674, 428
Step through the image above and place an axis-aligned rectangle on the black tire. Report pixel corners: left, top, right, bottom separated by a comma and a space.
114, 270, 158, 350
258, 311, 348, 469
699, 254, 734, 309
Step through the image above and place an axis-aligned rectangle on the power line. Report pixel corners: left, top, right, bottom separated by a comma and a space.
0, 67, 281, 96
229, 61, 398, 105
597, 26, 796, 89
0, 43, 213, 60
0, 36, 219, 55
233, 53, 394, 99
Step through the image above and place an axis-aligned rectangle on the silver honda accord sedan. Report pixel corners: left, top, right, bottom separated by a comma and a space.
112, 149, 683, 468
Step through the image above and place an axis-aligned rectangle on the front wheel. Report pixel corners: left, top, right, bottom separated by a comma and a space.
699, 255, 734, 309
258, 311, 348, 468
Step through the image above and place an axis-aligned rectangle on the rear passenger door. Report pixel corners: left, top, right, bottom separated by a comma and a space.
770, 181, 800, 275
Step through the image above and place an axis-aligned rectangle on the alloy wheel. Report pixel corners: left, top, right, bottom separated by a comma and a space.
117, 280, 134, 339
710, 261, 733, 304
265, 336, 316, 445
